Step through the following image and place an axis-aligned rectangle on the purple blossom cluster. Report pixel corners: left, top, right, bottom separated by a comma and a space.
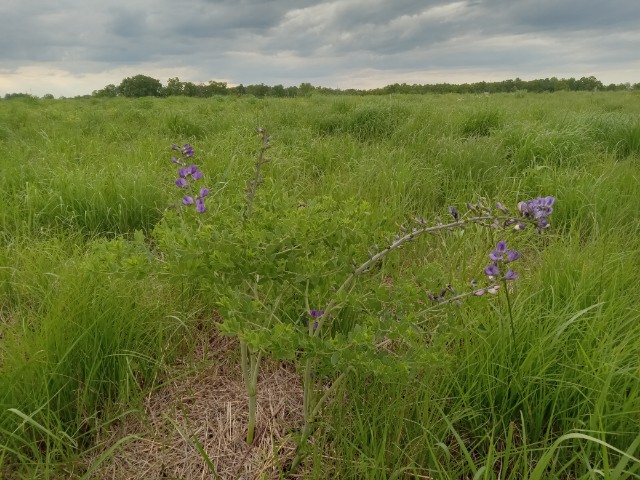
474, 240, 521, 296
182, 187, 210, 213
171, 143, 194, 164
169, 144, 209, 213
517, 196, 555, 231
309, 309, 324, 330
175, 164, 203, 187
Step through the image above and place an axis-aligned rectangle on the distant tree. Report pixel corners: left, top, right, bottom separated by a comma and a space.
164, 77, 185, 96
232, 83, 247, 95
284, 85, 299, 97
205, 80, 228, 96
245, 83, 270, 98
181, 81, 200, 97
42, 93, 55, 99
298, 82, 315, 97
117, 74, 163, 97
3, 92, 37, 100
270, 84, 286, 97
575, 76, 603, 91
92, 84, 118, 97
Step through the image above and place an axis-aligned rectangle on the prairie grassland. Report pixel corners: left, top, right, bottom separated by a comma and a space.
1, 91, 639, 479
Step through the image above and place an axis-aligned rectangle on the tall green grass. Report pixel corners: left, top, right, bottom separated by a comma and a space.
1, 91, 639, 478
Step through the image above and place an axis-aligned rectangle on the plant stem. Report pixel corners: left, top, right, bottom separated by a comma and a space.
290, 368, 351, 472
313, 215, 502, 335
240, 340, 261, 444
244, 128, 270, 220
502, 279, 516, 349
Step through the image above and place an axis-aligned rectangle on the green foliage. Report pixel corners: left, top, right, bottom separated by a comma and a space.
165, 113, 204, 138
315, 104, 407, 141
588, 113, 640, 158
460, 108, 504, 137
0, 237, 189, 475
117, 74, 163, 98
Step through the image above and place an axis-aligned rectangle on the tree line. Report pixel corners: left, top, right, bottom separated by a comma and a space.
89, 74, 639, 98
3, 74, 639, 100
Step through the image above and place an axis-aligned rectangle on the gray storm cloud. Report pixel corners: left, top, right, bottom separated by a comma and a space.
1, 0, 638, 96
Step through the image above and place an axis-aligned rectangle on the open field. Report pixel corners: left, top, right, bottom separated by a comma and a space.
1, 91, 639, 479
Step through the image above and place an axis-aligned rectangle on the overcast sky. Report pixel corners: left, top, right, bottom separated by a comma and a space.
1, 0, 639, 97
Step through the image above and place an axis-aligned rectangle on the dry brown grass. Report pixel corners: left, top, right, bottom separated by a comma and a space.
83, 330, 306, 480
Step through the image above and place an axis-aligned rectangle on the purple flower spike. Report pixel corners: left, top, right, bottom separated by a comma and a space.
182, 196, 194, 205
504, 269, 519, 281
199, 187, 210, 197
195, 197, 206, 213
175, 178, 187, 188
484, 264, 499, 278
192, 170, 203, 180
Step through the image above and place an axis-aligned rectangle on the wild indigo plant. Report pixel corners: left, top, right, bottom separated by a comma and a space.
290, 197, 555, 471
160, 136, 556, 469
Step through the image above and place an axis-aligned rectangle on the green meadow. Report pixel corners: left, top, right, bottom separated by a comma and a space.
1, 91, 639, 478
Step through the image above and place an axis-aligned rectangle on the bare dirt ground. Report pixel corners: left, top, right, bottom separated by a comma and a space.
83, 330, 307, 480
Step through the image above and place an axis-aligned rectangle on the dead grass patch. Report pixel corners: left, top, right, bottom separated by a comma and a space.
83, 331, 306, 479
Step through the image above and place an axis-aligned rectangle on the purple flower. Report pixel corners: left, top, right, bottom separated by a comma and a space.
182, 144, 194, 157
310, 309, 324, 318
483, 240, 522, 285
175, 178, 187, 188
195, 197, 206, 213
186, 165, 198, 175
199, 187, 210, 197
484, 264, 499, 278
489, 241, 507, 261
504, 269, 519, 281
171, 144, 180, 151
506, 249, 521, 263
182, 196, 194, 205
518, 196, 556, 231
192, 170, 203, 180
178, 168, 188, 178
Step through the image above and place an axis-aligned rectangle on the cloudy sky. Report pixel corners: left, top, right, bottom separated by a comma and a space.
2, 0, 639, 97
